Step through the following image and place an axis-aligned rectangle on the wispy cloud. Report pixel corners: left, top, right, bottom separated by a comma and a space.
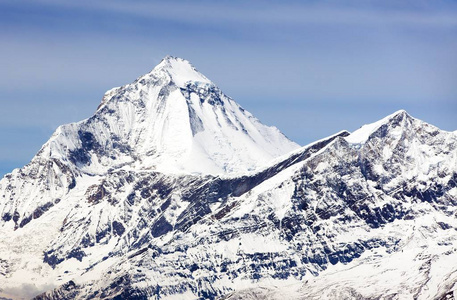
3, 0, 457, 28
0, 0, 457, 27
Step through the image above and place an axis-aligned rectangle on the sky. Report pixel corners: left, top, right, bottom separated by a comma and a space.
1, 0, 456, 177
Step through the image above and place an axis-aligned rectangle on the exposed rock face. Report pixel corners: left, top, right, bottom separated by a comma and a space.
0, 57, 456, 300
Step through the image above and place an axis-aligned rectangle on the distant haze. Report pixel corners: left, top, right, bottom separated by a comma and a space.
1, 0, 456, 177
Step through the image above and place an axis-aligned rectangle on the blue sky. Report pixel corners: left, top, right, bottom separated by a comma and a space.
1, 0, 456, 176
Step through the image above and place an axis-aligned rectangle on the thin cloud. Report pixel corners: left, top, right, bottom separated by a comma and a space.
3, 0, 457, 28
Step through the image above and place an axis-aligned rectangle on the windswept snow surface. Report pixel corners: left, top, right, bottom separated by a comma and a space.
1, 57, 457, 300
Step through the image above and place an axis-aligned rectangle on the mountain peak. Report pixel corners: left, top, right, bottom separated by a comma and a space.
150, 55, 211, 88
159, 55, 189, 65
155, 55, 192, 71
50, 57, 300, 176
345, 109, 413, 144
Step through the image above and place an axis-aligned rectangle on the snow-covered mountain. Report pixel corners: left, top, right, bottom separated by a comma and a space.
67, 55, 298, 176
0, 57, 456, 300
0, 56, 298, 232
